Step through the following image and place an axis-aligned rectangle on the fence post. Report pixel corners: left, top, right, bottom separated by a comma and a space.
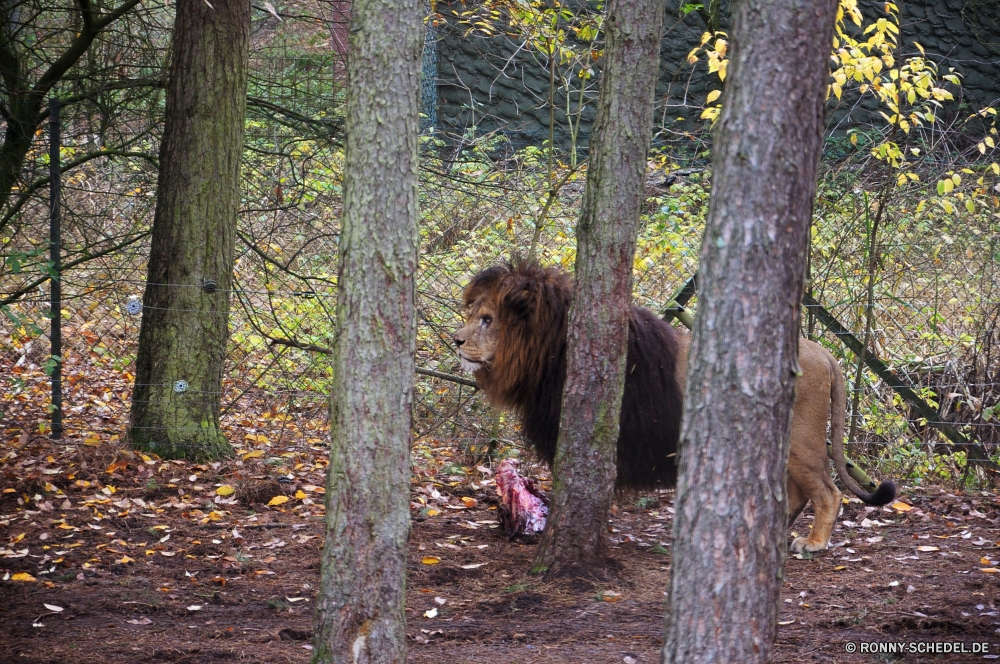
49, 98, 62, 440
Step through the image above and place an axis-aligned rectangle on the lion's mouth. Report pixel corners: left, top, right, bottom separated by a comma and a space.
457, 352, 485, 373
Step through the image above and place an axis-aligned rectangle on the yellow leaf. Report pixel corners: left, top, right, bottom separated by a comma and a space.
833, 566, 846, 570
216, 485, 235, 496
706, 90, 722, 103
981, 568, 1000, 574
890, 501, 912, 512
982, 557, 991, 565
11, 573, 35, 582
267, 495, 289, 506
422, 557, 441, 564
427, 509, 440, 516
243, 450, 264, 460
295, 490, 308, 500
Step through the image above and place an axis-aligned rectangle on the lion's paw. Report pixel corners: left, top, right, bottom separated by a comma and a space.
790, 536, 829, 554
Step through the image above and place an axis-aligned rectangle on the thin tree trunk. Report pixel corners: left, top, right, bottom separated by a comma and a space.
129, 0, 250, 459
661, 0, 838, 661
531, 0, 664, 574
310, 0, 423, 659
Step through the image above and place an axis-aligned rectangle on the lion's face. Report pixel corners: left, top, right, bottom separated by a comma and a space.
453, 297, 499, 373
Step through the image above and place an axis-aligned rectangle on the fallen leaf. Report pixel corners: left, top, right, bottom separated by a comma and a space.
295, 490, 307, 500
426, 509, 440, 517
891, 501, 912, 512
981, 568, 1000, 574
460, 563, 486, 569
434, 597, 447, 605
243, 450, 264, 460
833, 566, 846, 570
11, 573, 35, 582
916, 546, 940, 552
423, 608, 438, 618
43, 604, 63, 612
187, 605, 202, 611
127, 617, 152, 625
267, 495, 289, 506
778, 620, 795, 625
216, 486, 235, 496
422, 557, 441, 564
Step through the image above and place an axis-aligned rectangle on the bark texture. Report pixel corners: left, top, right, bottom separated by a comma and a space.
129, 0, 249, 459
661, 0, 839, 661
531, 0, 664, 573
310, 0, 423, 661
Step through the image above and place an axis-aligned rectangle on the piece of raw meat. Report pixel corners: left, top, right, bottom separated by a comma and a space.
495, 459, 548, 538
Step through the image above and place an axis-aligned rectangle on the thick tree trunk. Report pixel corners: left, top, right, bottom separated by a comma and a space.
661, 0, 838, 662
129, 0, 249, 459
310, 0, 422, 661
531, 0, 664, 574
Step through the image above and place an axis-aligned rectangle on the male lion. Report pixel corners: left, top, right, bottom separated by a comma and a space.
453, 260, 896, 553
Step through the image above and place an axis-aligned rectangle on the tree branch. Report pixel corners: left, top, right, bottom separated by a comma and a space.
0, 149, 157, 230
266, 335, 479, 388
0, 230, 152, 307
34, 0, 144, 95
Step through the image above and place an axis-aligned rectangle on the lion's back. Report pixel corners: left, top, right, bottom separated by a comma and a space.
617, 307, 684, 489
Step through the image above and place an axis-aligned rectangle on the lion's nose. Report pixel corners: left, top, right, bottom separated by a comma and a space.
454, 336, 464, 347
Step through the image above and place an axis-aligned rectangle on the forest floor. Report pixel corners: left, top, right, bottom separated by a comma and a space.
2, 418, 1000, 663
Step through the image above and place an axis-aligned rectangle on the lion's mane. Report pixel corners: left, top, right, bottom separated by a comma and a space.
463, 260, 683, 490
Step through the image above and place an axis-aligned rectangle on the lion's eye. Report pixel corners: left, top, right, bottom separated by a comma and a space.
481, 315, 492, 326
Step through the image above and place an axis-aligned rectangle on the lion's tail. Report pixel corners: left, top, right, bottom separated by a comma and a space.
828, 354, 897, 506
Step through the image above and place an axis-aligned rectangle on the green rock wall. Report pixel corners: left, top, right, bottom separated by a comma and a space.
435, 0, 999, 148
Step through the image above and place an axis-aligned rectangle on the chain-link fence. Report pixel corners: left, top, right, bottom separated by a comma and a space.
2, 2, 999, 488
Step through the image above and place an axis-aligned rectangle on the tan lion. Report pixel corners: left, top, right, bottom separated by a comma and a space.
453, 261, 896, 553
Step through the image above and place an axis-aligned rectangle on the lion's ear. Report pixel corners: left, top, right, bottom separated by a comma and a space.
502, 279, 538, 319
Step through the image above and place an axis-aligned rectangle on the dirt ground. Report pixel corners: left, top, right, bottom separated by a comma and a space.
2, 434, 1000, 664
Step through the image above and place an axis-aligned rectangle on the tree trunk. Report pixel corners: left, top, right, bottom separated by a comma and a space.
531, 0, 664, 574
129, 0, 249, 459
310, 0, 422, 660
661, 0, 838, 661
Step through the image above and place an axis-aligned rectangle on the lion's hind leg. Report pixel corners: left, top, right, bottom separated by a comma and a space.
786, 478, 808, 531
789, 471, 842, 554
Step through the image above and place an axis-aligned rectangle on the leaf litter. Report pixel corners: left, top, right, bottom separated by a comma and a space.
2, 421, 1000, 661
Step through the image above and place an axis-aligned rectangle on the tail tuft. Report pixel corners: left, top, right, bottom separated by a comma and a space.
863, 480, 897, 506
